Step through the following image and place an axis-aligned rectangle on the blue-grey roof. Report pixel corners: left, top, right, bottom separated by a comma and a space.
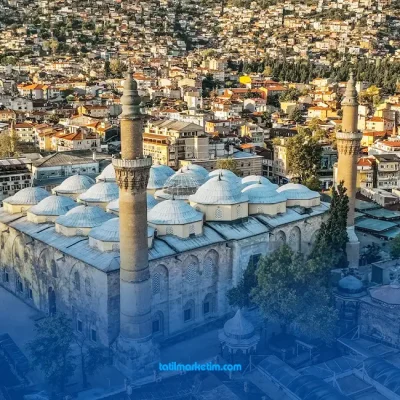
206, 217, 269, 240
28, 195, 78, 216
78, 181, 119, 203
241, 175, 278, 189
4, 187, 50, 205
258, 356, 349, 400
106, 194, 158, 213
147, 164, 175, 189
364, 208, 400, 220
96, 163, 116, 182
242, 183, 286, 204
355, 200, 381, 211
355, 218, 397, 232
277, 183, 320, 200
208, 169, 240, 182
56, 205, 113, 228
52, 174, 95, 194
364, 357, 400, 395
179, 164, 209, 179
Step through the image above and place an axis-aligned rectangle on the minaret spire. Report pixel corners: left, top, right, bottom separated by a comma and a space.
336, 73, 362, 268
113, 72, 159, 376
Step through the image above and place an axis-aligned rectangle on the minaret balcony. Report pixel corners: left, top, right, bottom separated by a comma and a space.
112, 157, 152, 169
336, 131, 363, 141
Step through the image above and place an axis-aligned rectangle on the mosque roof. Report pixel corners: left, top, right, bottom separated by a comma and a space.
148, 199, 203, 225
147, 164, 175, 189
189, 176, 248, 205
369, 284, 400, 305
96, 163, 116, 182
223, 309, 255, 339
208, 169, 240, 182
107, 194, 158, 213
338, 275, 364, 294
178, 164, 209, 179
206, 217, 269, 240
56, 205, 113, 228
276, 183, 320, 200
364, 357, 400, 395
242, 183, 286, 204
78, 182, 119, 203
4, 187, 50, 205
156, 171, 203, 199
28, 195, 78, 216
89, 218, 155, 242
241, 175, 278, 189
52, 174, 95, 194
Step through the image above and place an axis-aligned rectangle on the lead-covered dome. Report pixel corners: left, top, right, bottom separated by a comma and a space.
3, 187, 50, 214
148, 199, 203, 225
106, 194, 158, 214
277, 183, 320, 207
242, 183, 286, 204
55, 205, 113, 236
242, 175, 278, 189
209, 169, 240, 183
190, 176, 248, 205
154, 170, 203, 201
338, 275, 364, 295
147, 164, 175, 191
27, 195, 77, 223
52, 175, 95, 197
96, 164, 116, 182
77, 182, 119, 208
178, 164, 209, 180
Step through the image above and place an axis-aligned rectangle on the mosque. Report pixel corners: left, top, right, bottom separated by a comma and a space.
0, 74, 336, 377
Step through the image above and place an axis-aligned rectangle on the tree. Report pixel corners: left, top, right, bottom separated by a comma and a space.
286, 128, 322, 182
227, 256, 258, 308
109, 59, 127, 77
252, 245, 338, 342
27, 314, 76, 393
303, 175, 321, 191
390, 235, 400, 259
288, 108, 303, 123
215, 158, 241, 175
309, 182, 349, 277
0, 130, 20, 157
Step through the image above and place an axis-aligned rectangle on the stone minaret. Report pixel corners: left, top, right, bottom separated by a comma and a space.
113, 72, 159, 376
336, 73, 362, 268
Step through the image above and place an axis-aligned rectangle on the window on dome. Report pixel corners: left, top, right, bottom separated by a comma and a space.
215, 207, 223, 220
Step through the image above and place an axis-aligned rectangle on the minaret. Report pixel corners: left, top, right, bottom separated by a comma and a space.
113, 72, 159, 376
336, 72, 362, 268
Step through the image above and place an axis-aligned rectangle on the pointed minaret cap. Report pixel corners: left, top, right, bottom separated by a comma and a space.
120, 69, 141, 119
341, 71, 358, 107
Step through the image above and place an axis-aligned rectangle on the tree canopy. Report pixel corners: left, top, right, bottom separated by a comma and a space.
215, 158, 241, 175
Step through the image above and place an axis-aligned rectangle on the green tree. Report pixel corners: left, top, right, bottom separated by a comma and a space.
288, 108, 303, 123
215, 158, 241, 175
309, 182, 349, 276
286, 128, 322, 182
390, 235, 400, 259
252, 245, 338, 342
303, 176, 321, 191
27, 314, 76, 393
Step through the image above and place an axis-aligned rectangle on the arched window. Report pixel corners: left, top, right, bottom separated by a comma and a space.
215, 207, 223, 220
186, 263, 197, 284
152, 311, 164, 335
152, 273, 161, 295
51, 261, 57, 278
183, 300, 195, 322
203, 294, 215, 316
203, 257, 214, 279
74, 271, 80, 291
3, 268, 9, 283
16, 275, 23, 293
85, 277, 91, 296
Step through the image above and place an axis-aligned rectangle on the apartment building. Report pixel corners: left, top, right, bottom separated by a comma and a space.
0, 158, 32, 204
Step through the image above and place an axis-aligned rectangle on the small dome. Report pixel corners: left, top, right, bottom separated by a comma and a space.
370, 284, 400, 305
223, 309, 255, 339
242, 175, 278, 189
78, 182, 119, 203
147, 164, 175, 190
277, 183, 320, 200
190, 176, 248, 205
178, 164, 209, 179
56, 205, 112, 228
4, 187, 50, 205
148, 199, 203, 225
96, 164, 116, 182
106, 194, 158, 213
89, 218, 155, 242
53, 175, 95, 195
28, 195, 77, 216
155, 170, 203, 200
209, 169, 240, 183
338, 275, 364, 294
242, 183, 286, 204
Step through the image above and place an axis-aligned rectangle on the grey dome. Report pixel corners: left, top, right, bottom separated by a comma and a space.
223, 309, 255, 339
209, 169, 240, 183
190, 176, 248, 205
276, 183, 320, 200
147, 164, 175, 190
242, 175, 278, 189
53, 175, 95, 194
96, 164, 116, 182
78, 182, 119, 203
338, 275, 364, 294
56, 205, 113, 228
28, 195, 77, 216
178, 164, 209, 180
4, 187, 50, 205
155, 170, 203, 200
106, 194, 158, 213
148, 199, 203, 225
89, 217, 155, 242
242, 183, 286, 204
